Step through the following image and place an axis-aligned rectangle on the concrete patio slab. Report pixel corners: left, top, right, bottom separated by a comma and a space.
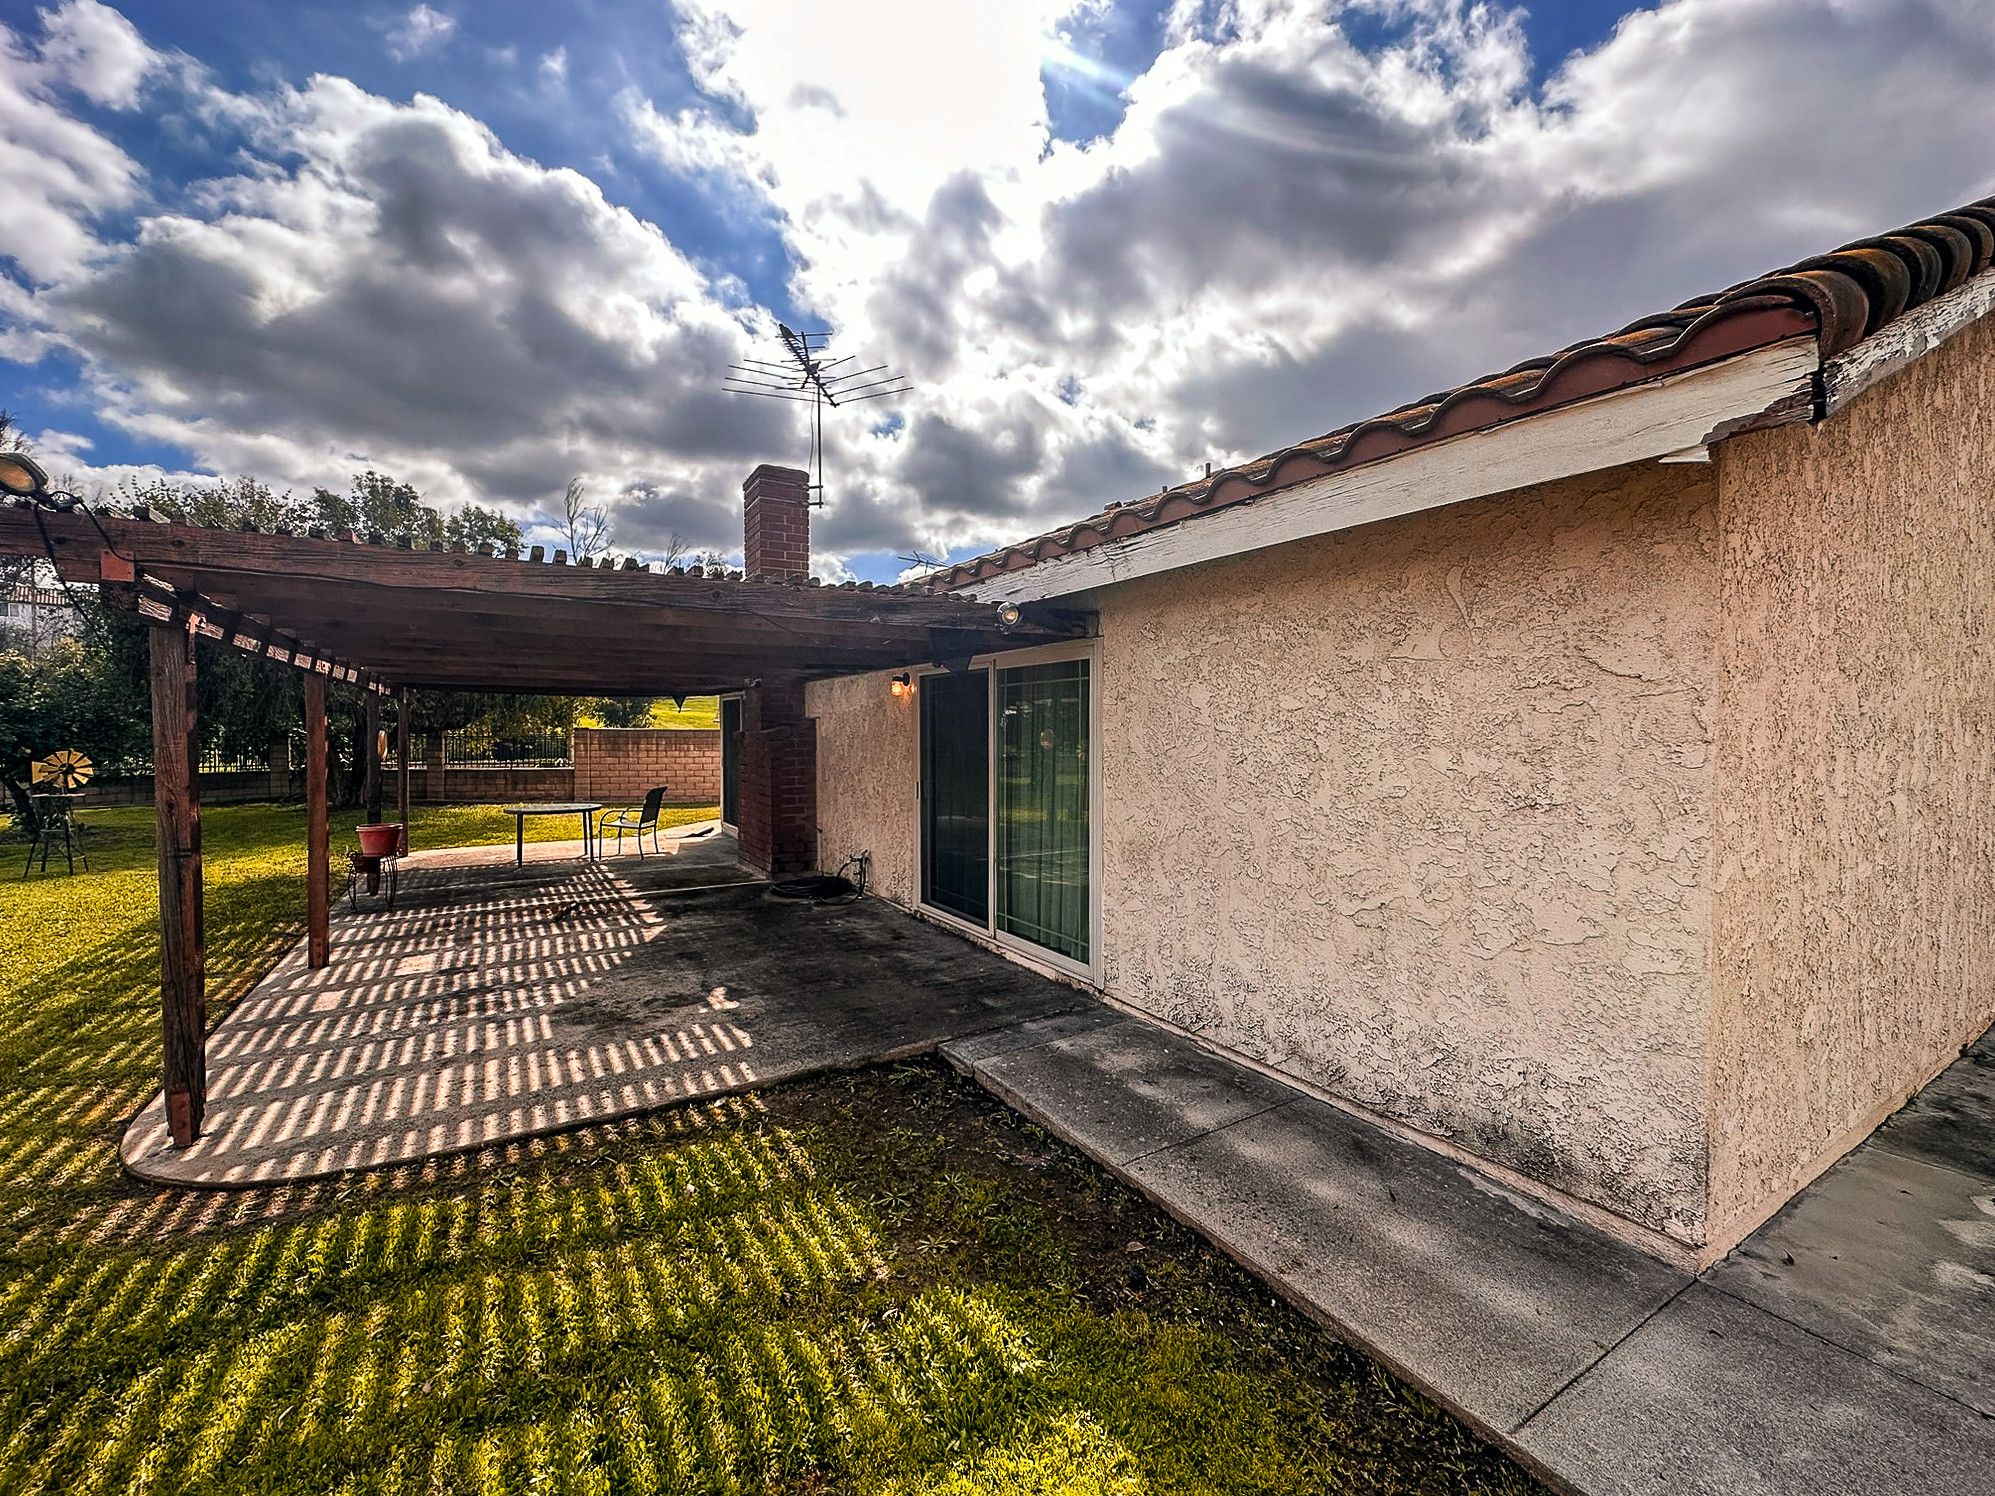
1514, 1283, 1995, 1496
1123, 1095, 1687, 1436
947, 1004, 1995, 1495
123, 834, 1085, 1186
1868, 1026, 1995, 1179
938, 1006, 1132, 1069
967, 1019, 1297, 1167
1705, 1137, 1995, 1415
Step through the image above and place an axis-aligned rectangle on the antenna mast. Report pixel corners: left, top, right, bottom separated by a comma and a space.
724, 325, 910, 507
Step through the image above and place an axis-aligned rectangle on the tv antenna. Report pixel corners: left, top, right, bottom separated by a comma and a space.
724, 324, 910, 506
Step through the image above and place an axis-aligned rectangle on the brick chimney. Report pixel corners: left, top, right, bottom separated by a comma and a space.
735, 462, 818, 879
742, 464, 812, 580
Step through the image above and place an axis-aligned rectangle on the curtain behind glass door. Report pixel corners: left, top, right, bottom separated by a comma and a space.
996, 659, 1089, 963
921, 670, 989, 922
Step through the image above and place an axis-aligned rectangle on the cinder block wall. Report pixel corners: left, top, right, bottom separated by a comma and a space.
573, 728, 722, 803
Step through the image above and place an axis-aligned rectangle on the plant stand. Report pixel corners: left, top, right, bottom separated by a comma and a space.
345, 849, 400, 913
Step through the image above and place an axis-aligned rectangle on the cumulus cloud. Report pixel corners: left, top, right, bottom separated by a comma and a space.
4, 1, 1995, 574
38, 0, 154, 107
647, 0, 1995, 560
4, 52, 803, 552
385, 4, 457, 63
0, 3, 150, 292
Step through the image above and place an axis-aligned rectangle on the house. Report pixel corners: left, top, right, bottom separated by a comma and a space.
730, 194, 1995, 1267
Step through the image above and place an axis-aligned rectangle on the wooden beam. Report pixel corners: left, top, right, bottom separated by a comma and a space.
363, 691, 382, 824
305, 674, 330, 970
396, 688, 411, 856
149, 624, 205, 1147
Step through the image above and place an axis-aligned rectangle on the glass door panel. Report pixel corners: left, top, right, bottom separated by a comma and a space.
996, 659, 1090, 964
719, 696, 741, 828
921, 670, 989, 922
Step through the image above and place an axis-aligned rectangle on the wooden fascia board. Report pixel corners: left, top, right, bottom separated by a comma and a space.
959, 336, 1822, 606
1821, 265, 1995, 417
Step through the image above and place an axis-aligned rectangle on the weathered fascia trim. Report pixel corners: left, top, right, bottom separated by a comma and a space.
1821, 264, 1995, 417
960, 337, 1820, 606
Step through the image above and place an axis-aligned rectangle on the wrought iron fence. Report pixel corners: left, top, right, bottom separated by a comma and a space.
442, 727, 572, 768
199, 745, 271, 775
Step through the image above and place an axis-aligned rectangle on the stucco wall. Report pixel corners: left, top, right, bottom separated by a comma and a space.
1709, 315, 1995, 1244
1095, 460, 1721, 1241
808, 668, 919, 906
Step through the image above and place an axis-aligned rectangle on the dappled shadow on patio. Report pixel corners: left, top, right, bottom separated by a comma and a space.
121, 831, 1086, 1187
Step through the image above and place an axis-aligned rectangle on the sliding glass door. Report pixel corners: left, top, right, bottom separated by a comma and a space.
917, 651, 1093, 972
719, 696, 741, 828
921, 670, 989, 922
995, 660, 1090, 963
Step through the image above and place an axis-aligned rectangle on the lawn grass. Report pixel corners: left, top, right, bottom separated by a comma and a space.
576, 698, 722, 730
0, 804, 1545, 1496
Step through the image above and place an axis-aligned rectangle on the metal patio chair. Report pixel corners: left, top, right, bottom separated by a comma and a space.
598, 785, 669, 858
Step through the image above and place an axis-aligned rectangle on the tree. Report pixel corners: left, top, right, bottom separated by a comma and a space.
591, 698, 656, 727
115, 473, 311, 533
288, 471, 523, 553
559, 477, 611, 562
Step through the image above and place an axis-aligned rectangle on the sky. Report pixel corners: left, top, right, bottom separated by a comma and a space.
0, 2, 1992, 582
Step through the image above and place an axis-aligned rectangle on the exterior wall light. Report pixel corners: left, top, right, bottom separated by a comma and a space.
890, 672, 912, 699
0, 452, 52, 499
997, 603, 1022, 628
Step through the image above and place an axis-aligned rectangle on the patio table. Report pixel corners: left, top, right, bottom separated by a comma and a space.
499, 802, 604, 865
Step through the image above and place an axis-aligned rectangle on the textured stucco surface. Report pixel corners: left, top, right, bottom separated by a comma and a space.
1094, 462, 1721, 1241
808, 669, 918, 907
1709, 314, 1995, 1244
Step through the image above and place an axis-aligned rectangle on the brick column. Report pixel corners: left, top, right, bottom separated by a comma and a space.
743, 464, 812, 580
736, 680, 816, 879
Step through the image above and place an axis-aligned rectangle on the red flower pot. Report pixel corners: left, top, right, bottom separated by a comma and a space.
357, 823, 402, 858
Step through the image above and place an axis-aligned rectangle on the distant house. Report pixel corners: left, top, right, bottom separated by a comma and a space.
725, 194, 1995, 1267
0, 582, 76, 657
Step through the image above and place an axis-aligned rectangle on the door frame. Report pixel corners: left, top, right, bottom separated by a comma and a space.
717, 693, 742, 834
914, 637, 1101, 986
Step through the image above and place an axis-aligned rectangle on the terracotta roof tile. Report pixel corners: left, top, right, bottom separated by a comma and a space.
928, 195, 1995, 594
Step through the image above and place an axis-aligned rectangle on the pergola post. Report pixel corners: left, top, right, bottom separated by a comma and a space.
149, 624, 205, 1146
363, 690, 382, 824
396, 689, 411, 855
305, 673, 330, 969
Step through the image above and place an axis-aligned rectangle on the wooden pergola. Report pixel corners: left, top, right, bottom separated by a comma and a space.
2, 501, 1073, 1147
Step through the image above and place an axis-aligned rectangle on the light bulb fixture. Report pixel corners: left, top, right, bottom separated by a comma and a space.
889, 672, 912, 699
0, 452, 50, 499
997, 602, 1022, 628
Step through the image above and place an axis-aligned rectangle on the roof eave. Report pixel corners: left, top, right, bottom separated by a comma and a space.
957, 332, 1822, 607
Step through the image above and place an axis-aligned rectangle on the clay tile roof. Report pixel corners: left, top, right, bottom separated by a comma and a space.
931, 194, 1995, 594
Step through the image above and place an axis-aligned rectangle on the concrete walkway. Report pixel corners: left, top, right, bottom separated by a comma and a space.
122, 832, 1085, 1186
941, 1010, 1995, 1496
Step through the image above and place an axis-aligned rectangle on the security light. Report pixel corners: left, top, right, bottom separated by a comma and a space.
997, 603, 1022, 628
0, 452, 50, 498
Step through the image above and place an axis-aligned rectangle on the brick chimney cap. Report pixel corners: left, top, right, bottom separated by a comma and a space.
743, 464, 811, 492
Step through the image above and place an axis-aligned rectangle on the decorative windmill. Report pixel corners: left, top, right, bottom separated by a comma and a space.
24, 749, 92, 876
31, 749, 93, 792
724, 324, 911, 507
